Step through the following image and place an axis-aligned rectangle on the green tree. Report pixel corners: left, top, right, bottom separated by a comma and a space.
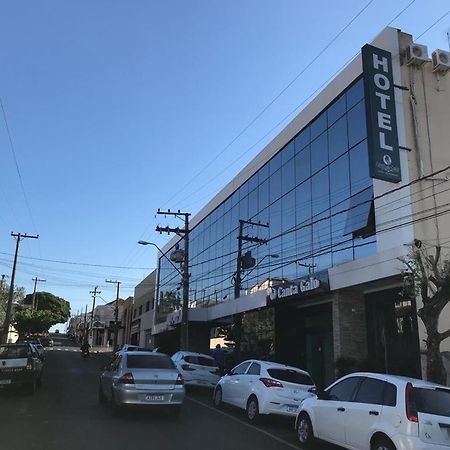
0, 280, 25, 329
13, 291, 70, 336
400, 246, 450, 384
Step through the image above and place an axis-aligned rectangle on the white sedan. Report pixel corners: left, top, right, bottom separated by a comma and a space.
295, 372, 450, 450
213, 359, 315, 422
172, 351, 221, 388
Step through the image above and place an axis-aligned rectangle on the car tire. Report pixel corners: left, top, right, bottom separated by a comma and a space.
213, 387, 222, 408
371, 437, 396, 450
297, 412, 315, 447
98, 383, 106, 404
246, 395, 259, 423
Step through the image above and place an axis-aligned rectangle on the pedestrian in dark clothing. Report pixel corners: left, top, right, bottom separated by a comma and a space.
212, 344, 225, 375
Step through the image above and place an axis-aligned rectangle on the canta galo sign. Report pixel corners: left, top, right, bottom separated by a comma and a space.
362, 44, 401, 183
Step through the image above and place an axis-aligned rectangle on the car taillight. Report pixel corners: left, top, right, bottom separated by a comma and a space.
26, 358, 33, 370
259, 377, 283, 388
117, 372, 135, 384
405, 382, 418, 423
176, 374, 184, 385
181, 364, 195, 371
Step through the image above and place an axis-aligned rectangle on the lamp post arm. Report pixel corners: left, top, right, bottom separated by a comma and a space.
139, 241, 183, 277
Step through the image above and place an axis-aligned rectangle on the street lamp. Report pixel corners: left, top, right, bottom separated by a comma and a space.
105, 279, 121, 352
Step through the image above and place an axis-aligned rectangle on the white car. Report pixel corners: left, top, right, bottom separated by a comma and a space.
116, 344, 150, 354
172, 351, 221, 388
295, 372, 450, 450
213, 359, 315, 421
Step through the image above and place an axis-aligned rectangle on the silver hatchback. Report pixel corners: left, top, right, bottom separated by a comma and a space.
99, 351, 185, 414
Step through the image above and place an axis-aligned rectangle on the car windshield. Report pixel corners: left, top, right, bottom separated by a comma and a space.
267, 368, 314, 385
184, 355, 217, 367
126, 354, 175, 369
0, 345, 29, 359
414, 387, 450, 417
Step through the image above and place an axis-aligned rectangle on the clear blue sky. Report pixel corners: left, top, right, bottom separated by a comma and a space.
0, 0, 449, 328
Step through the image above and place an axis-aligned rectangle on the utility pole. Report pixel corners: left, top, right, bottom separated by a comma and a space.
106, 279, 121, 352
89, 286, 100, 346
31, 277, 46, 311
1, 232, 39, 344
83, 304, 88, 344
156, 209, 191, 351
233, 220, 268, 359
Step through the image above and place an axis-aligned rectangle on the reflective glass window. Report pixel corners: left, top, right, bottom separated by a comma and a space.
348, 100, 367, 148
295, 180, 312, 225
258, 178, 269, 212
269, 169, 282, 204
248, 173, 258, 193
327, 376, 361, 401
282, 190, 296, 233
295, 145, 311, 186
248, 188, 258, 220
346, 78, 364, 109
269, 151, 282, 174
282, 141, 295, 165
349, 140, 371, 194
311, 132, 328, 174
328, 115, 348, 163
311, 168, 329, 216
344, 187, 374, 237
311, 112, 327, 140
282, 160, 295, 195
329, 153, 350, 207
327, 94, 346, 126
258, 162, 269, 183
269, 199, 282, 236
295, 127, 310, 152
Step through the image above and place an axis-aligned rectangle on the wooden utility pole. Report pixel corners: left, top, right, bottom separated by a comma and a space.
156, 209, 190, 351
89, 286, 100, 346
1, 232, 39, 344
106, 279, 121, 351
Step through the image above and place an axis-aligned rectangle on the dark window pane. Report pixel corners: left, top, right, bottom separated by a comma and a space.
282, 190, 296, 232
282, 141, 295, 165
295, 146, 311, 185
349, 140, 371, 194
328, 115, 348, 162
311, 133, 328, 174
328, 94, 346, 126
312, 168, 329, 216
270, 199, 282, 236
247, 363, 261, 375
329, 154, 350, 207
414, 387, 450, 417
184, 355, 217, 367
344, 187, 374, 237
354, 377, 386, 405
126, 354, 175, 369
384, 383, 397, 407
258, 178, 269, 211
258, 162, 269, 183
269, 151, 282, 174
282, 160, 295, 195
248, 188, 258, 220
348, 100, 367, 148
311, 112, 327, 140
269, 169, 282, 204
346, 78, 364, 109
267, 368, 314, 385
295, 128, 310, 152
233, 361, 251, 375
328, 377, 361, 401
296, 180, 312, 225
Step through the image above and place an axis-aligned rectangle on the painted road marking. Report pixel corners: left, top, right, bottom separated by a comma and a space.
186, 396, 299, 450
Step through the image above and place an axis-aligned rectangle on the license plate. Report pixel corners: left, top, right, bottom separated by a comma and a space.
0, 379, 11, 385
145, 395, 164, 401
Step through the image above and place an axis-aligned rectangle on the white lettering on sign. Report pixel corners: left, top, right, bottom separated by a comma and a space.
268, 277, 321, 301
372, 50, 394, 159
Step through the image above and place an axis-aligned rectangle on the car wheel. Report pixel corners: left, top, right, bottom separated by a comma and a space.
297, 413, 315, 447
372, 437, 396, 450
246, 395, 259, 422
98, 383, 106, 404
213, 387, 222, 408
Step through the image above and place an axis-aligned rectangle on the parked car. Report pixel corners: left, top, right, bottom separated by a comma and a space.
40, 337, 54, 347
295, 371, 450, 450
213, 359, 315, 421
98, 351, 185, 415
172, 351, 221, 388
115, 344, 150, 354
0, 342, 44, 394
24, 339, 45, 359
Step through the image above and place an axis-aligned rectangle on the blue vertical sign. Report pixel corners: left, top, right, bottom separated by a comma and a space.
362, 44, 401, 183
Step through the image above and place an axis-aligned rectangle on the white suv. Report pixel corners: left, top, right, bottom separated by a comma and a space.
213, 359, 315, 422
295, 372, 450, 450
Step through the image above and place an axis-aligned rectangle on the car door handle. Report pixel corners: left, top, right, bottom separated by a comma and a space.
369, 410, 379, 416
337, 407, 345, 412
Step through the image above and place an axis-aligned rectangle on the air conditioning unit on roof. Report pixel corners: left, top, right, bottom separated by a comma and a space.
405, 43, 430, 66
432, 49, 450, 73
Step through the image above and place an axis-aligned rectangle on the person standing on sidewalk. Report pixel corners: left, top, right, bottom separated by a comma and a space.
212, 344, 225, 375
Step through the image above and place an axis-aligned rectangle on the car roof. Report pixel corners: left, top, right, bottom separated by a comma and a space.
339, 372, 448, 389
119, 350, 169, 357
239, 359, 311, 375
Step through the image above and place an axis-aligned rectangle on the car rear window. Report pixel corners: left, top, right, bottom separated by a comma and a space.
414, 387, 450, 417
0, 345, 29, 359
184, 356, 217, 367
126, 354, 175, 369
267, 368, 314, 385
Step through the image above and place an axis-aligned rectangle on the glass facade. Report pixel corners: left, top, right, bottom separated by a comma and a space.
157, 78, 376, 322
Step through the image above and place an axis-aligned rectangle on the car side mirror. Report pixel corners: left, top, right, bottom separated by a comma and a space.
316, 390, 330, 400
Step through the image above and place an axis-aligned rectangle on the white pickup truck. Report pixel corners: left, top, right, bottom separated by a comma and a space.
0, 342, 43, 394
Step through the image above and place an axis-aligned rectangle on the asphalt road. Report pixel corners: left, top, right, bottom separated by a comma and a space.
0, 335, 341, 450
